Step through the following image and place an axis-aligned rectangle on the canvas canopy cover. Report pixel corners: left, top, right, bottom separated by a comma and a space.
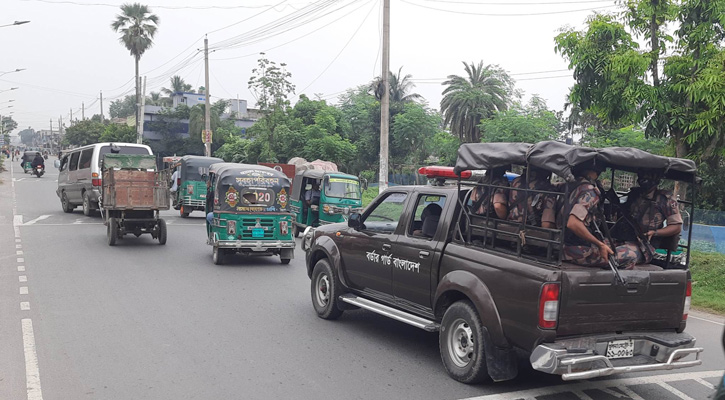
209, 163, 291, 213
454, 141, 697, 182
102, 154, 157, 170
179, 155, 223, 182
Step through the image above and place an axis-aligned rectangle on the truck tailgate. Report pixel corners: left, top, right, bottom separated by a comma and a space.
557, 269, 688, 336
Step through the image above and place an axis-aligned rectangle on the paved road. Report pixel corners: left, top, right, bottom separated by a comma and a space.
0, 160, 722, 400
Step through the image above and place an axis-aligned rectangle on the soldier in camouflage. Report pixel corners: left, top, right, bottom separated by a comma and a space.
471, 165, 509, 219
508, 166, 557, 229
562, 165, 640, 268
619, 170, 683, 264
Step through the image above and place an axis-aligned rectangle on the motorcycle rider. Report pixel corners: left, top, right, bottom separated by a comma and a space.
31, 152, 45, 175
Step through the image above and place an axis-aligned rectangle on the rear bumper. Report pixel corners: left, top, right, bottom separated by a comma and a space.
530, 331, 703, 381
214, 239, 295, 251
181, 197, 205, 208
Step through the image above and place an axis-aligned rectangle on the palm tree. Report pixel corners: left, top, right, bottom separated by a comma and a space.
111, 3, 159, 144
370, 67, 423, 103
146, 91, 167, 106
440, 61, 514, 143
161, 75, 192, 96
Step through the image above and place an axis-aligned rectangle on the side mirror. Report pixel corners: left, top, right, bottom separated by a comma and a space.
348, 213, 363, 230
53, 159, 60, 169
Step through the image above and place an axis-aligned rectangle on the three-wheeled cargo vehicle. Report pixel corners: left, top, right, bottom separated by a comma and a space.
172, 155, 223, 217
206, 163, 295, 265
21, 151, 39, 174
289, 169, 362, 237
101, 154, 169, 246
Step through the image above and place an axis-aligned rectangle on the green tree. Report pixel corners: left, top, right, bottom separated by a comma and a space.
1, 116, 17, 134
109, 95, 137, 119
161, 75, 192, 96
111, 2, 159, 143
480, 96, 563, 143
370, 67, 423, 105
441, 61, 516, 143
100, 124, 137, 143
391, 103, 440, 169
63, 119, 106, 146
215, 135, 250, 163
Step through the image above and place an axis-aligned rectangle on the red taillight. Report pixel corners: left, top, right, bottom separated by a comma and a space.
683, 280, 692, 320
418, 166, 472, 179
92, 179, 102, 187
538, 283, 560, 329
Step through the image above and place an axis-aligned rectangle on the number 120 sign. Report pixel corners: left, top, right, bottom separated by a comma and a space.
203, 130, 213, 143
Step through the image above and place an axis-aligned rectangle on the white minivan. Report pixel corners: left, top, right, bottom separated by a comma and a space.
56, 142, 153, 215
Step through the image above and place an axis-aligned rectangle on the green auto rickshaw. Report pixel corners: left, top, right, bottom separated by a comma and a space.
21, 151, 39, 174
289, 170, 363, 237
206, 163, 295, 265
173, 155, 223, 217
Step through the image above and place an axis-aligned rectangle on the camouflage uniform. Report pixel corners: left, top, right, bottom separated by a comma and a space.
616, 188, 683, 264
562, 177, 639, 268
507, 176, 557, 227
471, 175, 509, 216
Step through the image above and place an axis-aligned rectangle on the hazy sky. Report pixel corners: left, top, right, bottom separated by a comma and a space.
2, 0, 617, 133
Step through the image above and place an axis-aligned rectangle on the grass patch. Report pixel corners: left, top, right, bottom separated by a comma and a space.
689, 251, 725, 314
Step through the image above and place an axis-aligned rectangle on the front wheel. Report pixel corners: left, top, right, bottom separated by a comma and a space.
107, 217, 118, 246
157, 219, 167, 245
310, 259, 343, 320
439, 300, 489, 384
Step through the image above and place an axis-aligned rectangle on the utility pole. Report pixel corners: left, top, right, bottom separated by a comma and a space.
82, 102, 85, 120
138, 76, 146, 144
378, 0, 390, 193
203, 36, 212, 157
100, 91, 104, 122
70, 108, 73, 126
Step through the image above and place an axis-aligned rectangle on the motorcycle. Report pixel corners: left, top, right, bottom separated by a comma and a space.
33, 165, 45, 178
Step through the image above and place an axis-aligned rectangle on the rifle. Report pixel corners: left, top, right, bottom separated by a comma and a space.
591, 214, 626, 285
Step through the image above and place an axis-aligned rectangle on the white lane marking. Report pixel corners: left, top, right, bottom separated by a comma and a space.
17, 250, 23, 255
617, 386, 645, 400
657, 381, 694, 400
72, 219, 85, 224
459, 370, 724, 400
23, 215, 51, 226
14, 226, 21, 237
695, 377, 716, 390
571, 390, 594, 400
18, 265, 25, 272
16, 238, 22, 242
17, 257, 24, 263
21, 319, 44, 400
690, 315, 725, 326
20, 286, 28, 295
19, 276, 27, 282
16, 244, 22, 249
20, 302, 30, 311
14, 177, 26, 182
13, 215, 23, 226
23, 223, 104, 227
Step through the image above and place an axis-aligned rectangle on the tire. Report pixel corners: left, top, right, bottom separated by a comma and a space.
310, 259, 343, 320
61, 192, 74, 213
82, 192, 93, 217
439, 300, 489, 384
293, 224, 300, 238
281, 258, 291, 265
212, 246, 224, 265
107, 217, 118, 246
157, 219, 167, 245
180, 206, 189, 218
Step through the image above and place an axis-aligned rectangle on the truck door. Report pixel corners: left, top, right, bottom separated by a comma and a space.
341, 192, 409, 297
391, 193, 446, 309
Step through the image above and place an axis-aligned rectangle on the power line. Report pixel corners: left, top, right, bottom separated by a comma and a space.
419, 0, 614, 4
400, 0, 616, 15
207, 0, 290, 35
21, 0, 304, 11
300, 0, 378, 93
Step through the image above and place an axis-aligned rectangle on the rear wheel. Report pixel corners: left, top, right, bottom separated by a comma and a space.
82, 192, 93, 216
439, 300, 489, 384
157, 219, 167, 245
180, 206, 190, 218
293, 224, 300, 238
107, 217, 118, 246
212, 246, 224, 265
311, 259, 343, 319
61, 192, 74, 213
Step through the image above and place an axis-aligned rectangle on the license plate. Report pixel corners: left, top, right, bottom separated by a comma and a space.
606, 339, 634, 359
252, 228, 265, 238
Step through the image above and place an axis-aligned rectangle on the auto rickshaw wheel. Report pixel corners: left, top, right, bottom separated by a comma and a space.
157, 219, 167, 245
293, 224, 300, 238
180, 206, 189, 218
107, 217, 118, 246
212, 246, 224, 265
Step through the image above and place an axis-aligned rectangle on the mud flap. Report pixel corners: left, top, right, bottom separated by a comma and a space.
280, 248, 295, 260
482, 327, 518, 382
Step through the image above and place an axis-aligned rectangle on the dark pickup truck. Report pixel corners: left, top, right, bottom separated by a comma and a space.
302, 142, 703, 384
